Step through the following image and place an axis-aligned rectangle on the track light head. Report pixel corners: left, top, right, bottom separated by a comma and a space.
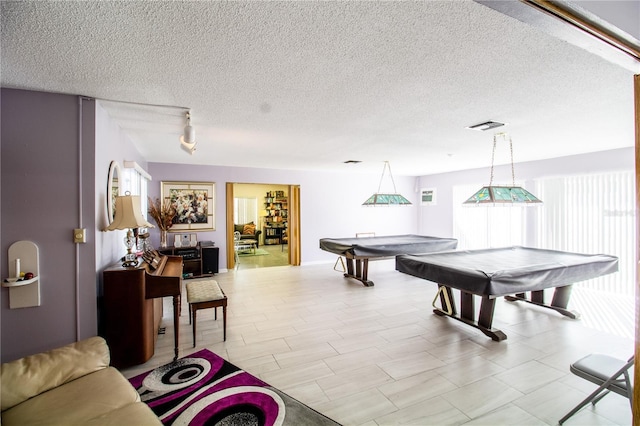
179, 111, 196, 154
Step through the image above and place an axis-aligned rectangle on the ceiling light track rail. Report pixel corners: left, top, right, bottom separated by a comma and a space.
96, 97, 191, 112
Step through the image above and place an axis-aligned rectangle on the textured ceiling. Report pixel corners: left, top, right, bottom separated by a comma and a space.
1, 0, 637, 176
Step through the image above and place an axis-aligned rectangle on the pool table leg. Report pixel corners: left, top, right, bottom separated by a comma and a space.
477, 296, 507, 341
343, 257, 375, 286
505, 285, 580, 319
432, 286, 507, 341
344, 257, 354, 276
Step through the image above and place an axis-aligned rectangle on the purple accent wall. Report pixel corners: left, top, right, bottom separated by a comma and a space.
1, 89, 97, 362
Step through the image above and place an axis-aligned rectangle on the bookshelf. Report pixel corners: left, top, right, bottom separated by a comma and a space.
263, 190, 287, 245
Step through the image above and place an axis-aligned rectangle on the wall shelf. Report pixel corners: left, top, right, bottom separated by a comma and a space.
3, 276, 39, 287
3, 240, 41, 309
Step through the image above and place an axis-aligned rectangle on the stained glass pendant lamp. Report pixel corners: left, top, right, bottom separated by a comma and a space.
463, 133, 542, 206
363, 161, 412, 206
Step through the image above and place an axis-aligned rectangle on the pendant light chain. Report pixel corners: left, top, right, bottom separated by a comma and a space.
376, 162, 386, 193
377, 161, 398, 193
509, 135, 516, 186
489, 135, 497, 187
490, 133, 516, 186
387, 161, 399, 193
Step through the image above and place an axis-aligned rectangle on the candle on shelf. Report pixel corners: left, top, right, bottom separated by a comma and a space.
15, 258, 20, 278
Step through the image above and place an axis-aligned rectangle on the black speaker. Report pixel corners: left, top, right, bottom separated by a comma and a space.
201, 246, 219, 275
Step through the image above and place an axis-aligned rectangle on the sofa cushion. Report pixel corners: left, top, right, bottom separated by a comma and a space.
242, 223, 256, 235
234, 224, 244, 233
1, 367, 159, 426
1, 336, 109, 411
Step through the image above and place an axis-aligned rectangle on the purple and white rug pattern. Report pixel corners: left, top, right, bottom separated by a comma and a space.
129, 349, 340, 426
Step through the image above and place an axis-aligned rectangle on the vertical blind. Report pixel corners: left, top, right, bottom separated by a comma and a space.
234, 197, 258, 225
535, 171, 635, 295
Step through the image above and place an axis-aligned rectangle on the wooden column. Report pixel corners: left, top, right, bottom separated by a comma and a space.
226, 182, 235, 270
288, 185, 301, 266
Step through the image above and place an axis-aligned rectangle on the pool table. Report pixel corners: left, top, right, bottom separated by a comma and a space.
320, 234, 458, 286
396, 246, 619, 340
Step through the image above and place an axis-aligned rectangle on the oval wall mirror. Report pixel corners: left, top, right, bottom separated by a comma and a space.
107, 161, 121, 224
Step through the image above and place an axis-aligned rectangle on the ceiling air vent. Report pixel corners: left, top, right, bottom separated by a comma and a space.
466, 121, 505, 131
344, 160, 362, 164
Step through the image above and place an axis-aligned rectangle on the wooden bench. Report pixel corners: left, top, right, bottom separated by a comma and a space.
185, 279, 227, 347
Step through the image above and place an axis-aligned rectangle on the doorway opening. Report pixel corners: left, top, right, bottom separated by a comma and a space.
226, 182, 300, 270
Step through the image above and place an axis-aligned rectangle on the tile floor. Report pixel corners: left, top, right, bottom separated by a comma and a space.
120, 260, 635, 426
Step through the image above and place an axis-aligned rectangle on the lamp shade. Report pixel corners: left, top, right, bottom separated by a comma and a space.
362, 193, 412, 206
463, 185, 542, 205
105, 195, 154, 230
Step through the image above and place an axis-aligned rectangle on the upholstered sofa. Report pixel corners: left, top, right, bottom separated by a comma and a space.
1, 336, 161, 426
234, 222, 262, 247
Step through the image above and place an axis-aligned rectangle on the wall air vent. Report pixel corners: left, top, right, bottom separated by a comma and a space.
466, 121, 505, 131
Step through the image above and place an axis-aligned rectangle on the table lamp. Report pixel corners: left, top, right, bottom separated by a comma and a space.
105, 192, 154, 267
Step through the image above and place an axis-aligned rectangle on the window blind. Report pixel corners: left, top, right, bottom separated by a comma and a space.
535, 171, 635, 295
234, 197, 258, 225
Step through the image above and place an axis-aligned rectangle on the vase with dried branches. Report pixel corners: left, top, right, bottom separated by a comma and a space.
148, 197, 177, 248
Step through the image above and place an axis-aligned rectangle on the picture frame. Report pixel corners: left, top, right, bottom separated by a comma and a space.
161, 181, 215, 231
421, 188, 437, 206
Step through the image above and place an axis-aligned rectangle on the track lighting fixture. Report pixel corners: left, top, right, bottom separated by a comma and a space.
180, 111, 197, 155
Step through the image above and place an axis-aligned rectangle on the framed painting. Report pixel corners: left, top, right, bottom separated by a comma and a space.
161, 181, 215, 231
